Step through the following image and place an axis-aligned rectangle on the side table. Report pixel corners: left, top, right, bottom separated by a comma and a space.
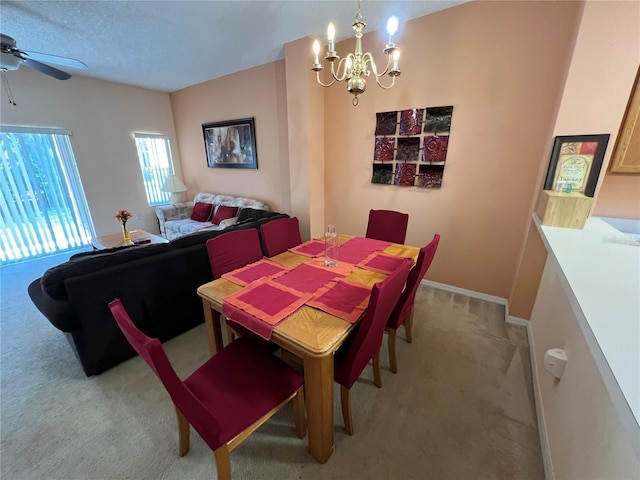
91, 230, 168, 250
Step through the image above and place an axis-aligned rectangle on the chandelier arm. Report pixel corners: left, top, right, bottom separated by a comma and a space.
330, 57, 352, 82
315, 70, 337, 88
362, 52, 392, 78
373, 74, 397, 90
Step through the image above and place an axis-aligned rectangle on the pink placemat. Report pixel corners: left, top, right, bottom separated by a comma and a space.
221, 259, 291, 286
223, 303, 275, 340
337, 237, 393, 264
307, 278, 373, 323
344, 236, 393, 251
223, 278, 312, 339
357, 251, 409, 274
272, 262, 343, 294
306, 257, 357, 276
288, 239, 326, 258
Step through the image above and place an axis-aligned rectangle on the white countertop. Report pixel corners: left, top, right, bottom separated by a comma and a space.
535, 216, 640, 453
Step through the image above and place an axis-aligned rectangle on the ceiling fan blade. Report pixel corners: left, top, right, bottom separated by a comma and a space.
22, 58, 71, 80
23, 50, 87, 70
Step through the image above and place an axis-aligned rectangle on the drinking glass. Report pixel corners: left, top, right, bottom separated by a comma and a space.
324, 224, 339, 267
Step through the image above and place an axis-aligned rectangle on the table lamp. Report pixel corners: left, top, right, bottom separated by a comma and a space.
161, 174, 188, 204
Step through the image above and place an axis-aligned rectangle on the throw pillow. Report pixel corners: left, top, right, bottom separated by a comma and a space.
191, 202, 213, 222
212, 205, 238, 225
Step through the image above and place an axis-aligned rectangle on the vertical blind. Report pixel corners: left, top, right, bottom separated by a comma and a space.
0, 128, 94, 264
134, 133, 172, 206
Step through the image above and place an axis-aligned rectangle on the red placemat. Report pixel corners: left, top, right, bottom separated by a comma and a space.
288, 239, 326, 258
306, 257, 357, 276
221, 259, 291, 286
344, 237, 392, 251
357, 251, 409, 274
272, 262, 343, 294
307, 278, 373, 323
223, 278, 312, 339
338, 237, 393, 264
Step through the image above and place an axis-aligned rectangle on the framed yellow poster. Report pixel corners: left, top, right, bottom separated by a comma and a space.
543, 134, 609, 197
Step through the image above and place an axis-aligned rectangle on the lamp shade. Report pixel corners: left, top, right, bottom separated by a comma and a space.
161, 175, 187, 193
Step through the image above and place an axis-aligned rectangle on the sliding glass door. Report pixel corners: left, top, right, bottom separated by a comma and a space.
0, 127, 95, 264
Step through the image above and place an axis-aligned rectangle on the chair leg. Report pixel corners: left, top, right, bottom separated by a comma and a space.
213, 445, 232, 480
388, 328, 398, 374
292, 387, 307, 439
373, 350, 382, 388
226, 324, 236, 344
405, 309, 414, 344
340, 385, 354, 435
175, 406, 190, 457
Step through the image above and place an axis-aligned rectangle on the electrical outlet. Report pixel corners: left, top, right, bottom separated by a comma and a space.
134, 212, 141, 220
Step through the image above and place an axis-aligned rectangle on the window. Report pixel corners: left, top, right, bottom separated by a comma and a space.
134, 133, 173, 206
0, 127, 95, 264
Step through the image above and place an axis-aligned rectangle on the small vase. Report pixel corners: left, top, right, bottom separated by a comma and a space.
122, 223, 131, 243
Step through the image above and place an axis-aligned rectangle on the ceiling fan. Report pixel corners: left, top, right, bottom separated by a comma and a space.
1, 33, 87, 80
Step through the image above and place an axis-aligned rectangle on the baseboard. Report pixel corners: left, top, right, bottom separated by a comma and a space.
421, 279, 507, 306
506, 315, 529, 327
525, 322, 554, 480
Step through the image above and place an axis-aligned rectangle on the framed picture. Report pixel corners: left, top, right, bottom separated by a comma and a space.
543, 134, 610, 197
203, 118, 258, 169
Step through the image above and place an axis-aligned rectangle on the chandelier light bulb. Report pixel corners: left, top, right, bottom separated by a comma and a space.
327, 22, 336, 52
392, 49, 400, 71
386, 16, 398, 37
313, 39, 321, 64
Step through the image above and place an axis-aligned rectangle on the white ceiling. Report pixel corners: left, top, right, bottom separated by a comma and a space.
0, 0, 465, 92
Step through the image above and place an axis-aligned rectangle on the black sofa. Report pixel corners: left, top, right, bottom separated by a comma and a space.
28, 208, 288, 376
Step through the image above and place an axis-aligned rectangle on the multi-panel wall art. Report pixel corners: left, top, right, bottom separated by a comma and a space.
372, 106, 453, 188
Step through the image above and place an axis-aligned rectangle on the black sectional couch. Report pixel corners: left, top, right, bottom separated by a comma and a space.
28, 209, 288, 376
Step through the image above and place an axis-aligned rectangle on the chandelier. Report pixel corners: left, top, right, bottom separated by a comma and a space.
312, 0, 401, 106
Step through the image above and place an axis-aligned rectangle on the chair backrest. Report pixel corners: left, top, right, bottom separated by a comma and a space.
365, 209, 409, 244
206, 228, 263, 278
334, 258, 412, 389
388, 234, 440, 330
259, 217, 302, 257
108, 299, 223, 449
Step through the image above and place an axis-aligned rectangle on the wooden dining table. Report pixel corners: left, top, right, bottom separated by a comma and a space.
196, 234, 419, 463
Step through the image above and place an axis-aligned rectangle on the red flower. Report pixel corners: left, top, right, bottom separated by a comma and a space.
114, 209, 133, 223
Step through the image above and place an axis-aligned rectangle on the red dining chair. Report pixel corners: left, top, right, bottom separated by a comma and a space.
259, 217, 302, 257
206, 229, 265, 343
108, 299, 305, 480
386, 234, 440, 373
365, 209, 409, 245
206, 229, 263, 279
334, 258, 412, 435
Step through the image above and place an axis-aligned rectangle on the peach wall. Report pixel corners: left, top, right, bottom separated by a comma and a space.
323, 1, 581, 298
553, 1, 640, 220
284, 38, 326, 240
508, 219, 548, 320
593, 175, 640, 219
169, 61, 291, 213
1, 67, 178, 236
512, 0, 640, 319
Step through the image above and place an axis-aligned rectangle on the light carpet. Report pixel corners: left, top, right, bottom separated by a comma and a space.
0, 251, 544, 479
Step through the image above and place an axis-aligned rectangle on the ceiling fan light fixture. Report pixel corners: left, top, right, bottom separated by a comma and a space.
1, 32, 85, 80
1, 51, 22, 71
